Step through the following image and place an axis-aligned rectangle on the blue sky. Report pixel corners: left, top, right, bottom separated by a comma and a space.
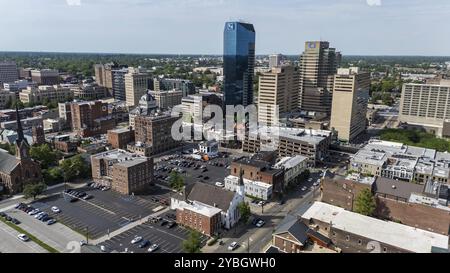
1, 0, 450, 55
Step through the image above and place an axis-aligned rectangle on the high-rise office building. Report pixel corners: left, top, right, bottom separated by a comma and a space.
94, 62, 119, 96
111, 67, 129, 101
125, 67, 152, 107
258, 65, 299, 126
399, 80, 450, 138
330, 67, 370, 142
223, 21, 256, 107
0, 62, 19, 86
299, 41, 341, 115
268, 54, 283, 69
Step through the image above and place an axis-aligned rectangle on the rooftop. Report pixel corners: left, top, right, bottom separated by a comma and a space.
274, 155, 309, 170
92, 149, 147, 168
373, 177, 424, 200
301, 202, 449, 253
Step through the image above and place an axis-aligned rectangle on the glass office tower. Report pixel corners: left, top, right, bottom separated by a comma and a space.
223, 21, 256, 107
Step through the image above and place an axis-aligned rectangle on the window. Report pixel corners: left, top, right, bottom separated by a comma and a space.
358, 240, 362, 245
383, 247, 387, 253
346, 235, 350, 241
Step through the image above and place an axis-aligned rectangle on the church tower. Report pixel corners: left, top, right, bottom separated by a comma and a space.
14, 105, 31, 160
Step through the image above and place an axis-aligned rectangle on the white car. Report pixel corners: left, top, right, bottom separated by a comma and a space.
256, 220, 265, 228
79, 240, 87, 246
131, 236, 143, 244
51, 206, 61, 213
17, 234, 29, 242
307, 178, 312, 182
301, 186, 307, 191
228, 242, 239, 251
215, 182, 224, 187
100, 245, 107, 252
28, 209, 40, 215
148, 244, 159, 252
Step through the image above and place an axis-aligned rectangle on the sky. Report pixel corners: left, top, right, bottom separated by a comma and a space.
1, 0, 450, 56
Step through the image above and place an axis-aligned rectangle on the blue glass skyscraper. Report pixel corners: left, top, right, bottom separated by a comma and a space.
223, 21, 256, 107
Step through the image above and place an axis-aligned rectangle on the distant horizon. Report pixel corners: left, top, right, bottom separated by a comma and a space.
1, 50, 450, 59
1, 1, 450, 56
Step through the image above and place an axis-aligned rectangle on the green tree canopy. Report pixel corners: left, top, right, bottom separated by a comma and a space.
60, 155, 91, 182
238, 201, 251, 224
30, 144, 60, 169
354, 188, 376, 216
23, 182, 47, 200
169, 171, 184, 192
182, 230, 202, 253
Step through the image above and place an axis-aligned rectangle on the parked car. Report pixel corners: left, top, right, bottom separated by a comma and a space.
301, 186, 307, 191
252, 218, 260, 226
228, 242, 239, 251
17, 234, 30, 242
0, 212, 6, 218
5, 215, 12, 221
82, 194, 92, 200
47, 219, 57, 225
138, 240, 150, 248
148, 244, 159, 252
11, 218, 21, 225
131, 236, 143, 244
160, 220, 168, 226
166, 221, 176, 229
51, 206, 61, 213
215, 182, 224, 187
28, 209, 40, 215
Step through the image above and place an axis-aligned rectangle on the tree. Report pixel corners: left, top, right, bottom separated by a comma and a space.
30, 144, 59, 169
238, 201, 251, 224
169, 171, 184, 192
182, 230, 202, 253
23, 182, 47, 200
354, 188, 376, 216
60, 155, 91, 182
43, 167, 63, 185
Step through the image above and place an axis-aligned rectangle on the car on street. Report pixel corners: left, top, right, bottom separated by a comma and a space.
100, 245, 107, 252
131, 236, 143, 244
17, 234, 30, 242
47, 219, 57, 225
51, 206, 61, 213
215, 182, 224, 187
11, 218, 21, 225
80, 240, 87, 246
148, 244, 159, 252
228, 242, 239, 251
256, 220, 265, 228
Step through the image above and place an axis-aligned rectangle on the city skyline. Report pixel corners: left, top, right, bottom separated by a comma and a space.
1, 0, 450, 56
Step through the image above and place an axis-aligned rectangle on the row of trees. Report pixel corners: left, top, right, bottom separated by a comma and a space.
380, 128, 450, 152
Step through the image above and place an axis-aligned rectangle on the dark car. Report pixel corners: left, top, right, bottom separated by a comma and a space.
166, 222, 176, 229
5, 216, 12, 221
203, 176, 209, 180
47, 219, 57, 225
11, 218, 21, 225
160, 220, 168, 226
0, 212, 6, 218
138, 240, 150, 248
78, 192, 87, 198
252, 218, 260, 226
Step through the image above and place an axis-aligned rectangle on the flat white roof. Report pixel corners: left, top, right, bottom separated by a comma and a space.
301, 202, 449, 253
177, 200, 222, 217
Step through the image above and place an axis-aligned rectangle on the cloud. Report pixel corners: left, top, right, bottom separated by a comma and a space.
366, 0, 381, 6
66, 0, 81, 6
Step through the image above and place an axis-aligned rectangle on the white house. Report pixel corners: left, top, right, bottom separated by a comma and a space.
224, 175, 273, 200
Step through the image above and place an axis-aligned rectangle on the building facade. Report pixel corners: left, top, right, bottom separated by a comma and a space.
19, 85, 73, 105
125, 68, 152, 107
299, 41, 341, 115
31, 69, 59, 85
330, 67, 370, 142
258, 65, 299, 126
70, 100, 115, 137
223, 21, 256, 106
0, 62, 18, 85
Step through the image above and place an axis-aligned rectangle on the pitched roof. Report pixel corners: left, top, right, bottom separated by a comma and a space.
274, 217, 309, 245
373, 177, 424, 200
0, 150, 20, 174
187, 182, 236, 211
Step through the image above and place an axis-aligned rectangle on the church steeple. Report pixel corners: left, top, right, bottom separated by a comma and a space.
15, 105, 30, 160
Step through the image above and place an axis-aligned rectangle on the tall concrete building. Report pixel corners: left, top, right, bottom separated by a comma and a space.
258, 65, 299, 126
268, 54, 283, 69
223, 21, 256, 107
111, 67, 129, 101
149, 90, 183, 110
94, 62, 119, 96
0, 61, 18, 86
125, 67, 151, 107
70, 100, 115, 137
399, 80, 450, 138
298, 41, 341, 115
31, 69, 59, 85
330, 67, 370, 142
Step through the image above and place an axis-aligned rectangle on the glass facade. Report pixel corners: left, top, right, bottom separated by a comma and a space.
223, 21, 256, 107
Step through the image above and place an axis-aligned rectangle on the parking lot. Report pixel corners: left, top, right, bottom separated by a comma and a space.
100, 211, 208, 253
154, 153, 233, 187
29, 185, 174, 239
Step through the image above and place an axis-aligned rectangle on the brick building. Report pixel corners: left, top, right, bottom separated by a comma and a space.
70, 100, 115, 137
107, 127, 134, 149
0, 107, 42, 194
91, 149, 153, 195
